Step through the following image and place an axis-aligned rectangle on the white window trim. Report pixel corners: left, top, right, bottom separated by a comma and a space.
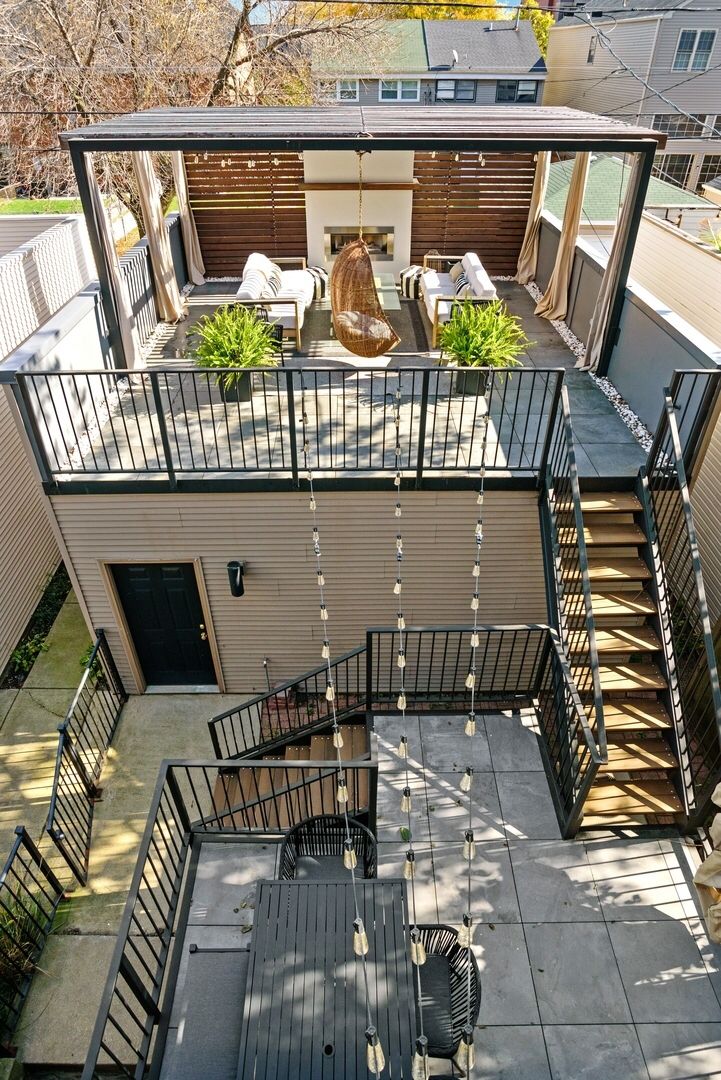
435, 78, 477, 102
378, 79, 420, 102
336, 79, 359, 102
672, 28, 716, 72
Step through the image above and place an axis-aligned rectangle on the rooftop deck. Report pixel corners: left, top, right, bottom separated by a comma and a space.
17, 281, 647, 490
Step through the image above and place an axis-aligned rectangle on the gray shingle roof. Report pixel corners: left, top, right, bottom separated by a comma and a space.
424, 20, 545, 74
558, 0, 683, 22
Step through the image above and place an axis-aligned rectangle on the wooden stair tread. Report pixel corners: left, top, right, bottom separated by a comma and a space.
587, 557, 651, 583
580, 492, 642, 514
602, 700, 672, 731
583, 779, 682, 821
571, 627, 662, 656
560, 524, 645, 547
284, 745, 311, 761
601, 739, 677, 772
589, 590, 657, 620
598, 663, 667, 692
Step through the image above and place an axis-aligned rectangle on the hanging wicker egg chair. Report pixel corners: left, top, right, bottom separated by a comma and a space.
330, 153, 401, 359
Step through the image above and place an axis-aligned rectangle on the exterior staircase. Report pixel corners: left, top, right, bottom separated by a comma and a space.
567, 491, 683, 827
212, 719, 370, 829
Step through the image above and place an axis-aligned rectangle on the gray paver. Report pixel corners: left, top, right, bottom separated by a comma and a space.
496, 771, 562, 840
473, 923, 541, 1025
544, 1024, 649, 1080
637, 1022, 721, 1080
485, 711, 544, 772
509, 839, 602, 922
586, 838, 690, 921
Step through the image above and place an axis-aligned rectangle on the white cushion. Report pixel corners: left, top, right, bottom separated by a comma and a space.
245, 252, 276, 278
235, 270, 266, 301
264, 303, 305, 331
462, 252, 497, 300
420, 270, 453, 299
462, 252, 482, 276
279, 269, 315, 308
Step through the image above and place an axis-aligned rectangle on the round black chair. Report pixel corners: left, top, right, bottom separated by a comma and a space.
414, 924, 481, 1063
278, 813, 377, 881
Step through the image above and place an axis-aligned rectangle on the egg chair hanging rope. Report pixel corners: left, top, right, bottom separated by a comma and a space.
330, 151, 401, 359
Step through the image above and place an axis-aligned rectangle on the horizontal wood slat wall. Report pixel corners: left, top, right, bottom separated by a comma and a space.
410, 152, 535, 274
185, 152, 307, 276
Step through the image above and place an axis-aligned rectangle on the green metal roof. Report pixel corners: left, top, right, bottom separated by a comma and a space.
546, 154, 713, 221
312, 20, 428, 76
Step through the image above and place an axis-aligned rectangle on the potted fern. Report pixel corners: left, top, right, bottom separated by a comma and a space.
440, 299, 530, 395
193, 305, 280, 402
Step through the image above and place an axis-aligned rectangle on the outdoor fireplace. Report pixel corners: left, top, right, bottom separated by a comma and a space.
325, 226, 394, 261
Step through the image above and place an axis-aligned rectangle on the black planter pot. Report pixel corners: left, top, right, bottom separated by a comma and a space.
219, 372, 251, 402
454, 368, 488, 397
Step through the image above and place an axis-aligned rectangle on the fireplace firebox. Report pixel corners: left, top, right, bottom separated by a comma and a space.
324, 226, 394, 262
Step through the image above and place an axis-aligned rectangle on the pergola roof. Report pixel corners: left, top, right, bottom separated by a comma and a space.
59, 105, 666, 154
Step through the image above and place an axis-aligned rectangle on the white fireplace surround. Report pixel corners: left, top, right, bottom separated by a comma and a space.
303, 150, 413, 276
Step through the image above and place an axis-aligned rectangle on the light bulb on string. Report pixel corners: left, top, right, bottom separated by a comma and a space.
397, 649, 406, 669
396, 535, 403, 554
336, 776, 349, 805
317, 569, 324, 586
333, 726, 344, 749
365, 1027, 385, 1075
465, 713, 477, 737
397, 734, 409, 758
472, 562, 480, 578
403, 849, 416, 879
463, 828, 476, 861
454, 1026, 475, 1073
397, 613, 406, 631
394, 472, 401, 488
320, 604, 329, 621
470, 631, 479, 648
309, 496, 317, 511
465, 672, 476, 690
394, 579, 402, 596
410, 926, 427, 966
477, 491, 484, 506
412, 1036, 430, 1080
471, 594, 479, 612
475, 521, 483, 541
458, 912, 474, 948
353, 917, 369, 956
397, 691, 407, 711
325, 684, 335, 702
321, 640, 330, 660
401, 786, 412, 813
395, 503, 402, 518
343, 838, 357, 870
460, 767, 474, 794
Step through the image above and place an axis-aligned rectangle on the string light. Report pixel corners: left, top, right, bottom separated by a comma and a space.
454, 1026, 475, 1073
410, 926, 427, 967
403, 849, 416, 880
400, 786, 412, 813
458, 912, 474, 948
463, 828, 476, 861
299, 376, 379, 1062
412, 1036, 430, 1080
460, 766, 474, 794
397, 734, 409, 758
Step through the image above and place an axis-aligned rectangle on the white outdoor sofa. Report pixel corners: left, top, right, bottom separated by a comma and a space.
420, 252, 497, 347
234, 252, 315, 350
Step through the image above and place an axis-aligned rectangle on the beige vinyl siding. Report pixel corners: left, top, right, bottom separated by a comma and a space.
49, 490, 547, 694
0, 388, 59, 670
545, 19, 660, 115
692, 404, 721, 625
630, 213, 721, 347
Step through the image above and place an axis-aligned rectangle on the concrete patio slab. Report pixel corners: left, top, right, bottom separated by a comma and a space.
375, 767, 431, 842
425, 770, 504, 841
496, 771, 562, 840
470, 1025, 551, 1080
473, 923, 541, 1026
421, 728, 493, 772
0, 689, 18, 730
509, 839, 602, 922
637, 1022, 721, 1080
543, 1024, 648, 1080
525, 921, 632, 1024
585, 838, 690, 921
24, 594, 91, 689
485, 710, 544, 772
609, 920, 721, 1024
188, 839, 278, 927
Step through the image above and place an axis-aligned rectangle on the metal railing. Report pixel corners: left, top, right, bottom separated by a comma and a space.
15, 366, 564, 486
81, 757, 377, 1080
646, 392, 721, 829
0, 827, 65, 1056
541, 385, 606, 758
209, 646, 365, 759
662, 369, 721, 480
45, 630, 127, 884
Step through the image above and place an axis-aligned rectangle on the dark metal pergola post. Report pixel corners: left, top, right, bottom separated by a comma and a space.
69, 144, 129, 369
595, 145, 656, 378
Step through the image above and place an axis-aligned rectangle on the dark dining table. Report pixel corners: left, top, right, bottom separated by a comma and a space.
237, 878, 418, 1078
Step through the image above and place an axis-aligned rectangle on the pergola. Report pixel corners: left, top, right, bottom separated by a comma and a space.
60, 104, 665, 374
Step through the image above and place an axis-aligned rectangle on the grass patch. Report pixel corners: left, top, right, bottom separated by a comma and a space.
0, 198, 83, 215
1, 564, 71, 688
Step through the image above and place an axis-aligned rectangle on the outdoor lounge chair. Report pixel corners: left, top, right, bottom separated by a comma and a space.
278, 813, 377, 881
414, 924, 482, 1066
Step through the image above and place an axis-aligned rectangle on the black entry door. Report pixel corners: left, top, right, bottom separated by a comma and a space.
111, 563, 216, 686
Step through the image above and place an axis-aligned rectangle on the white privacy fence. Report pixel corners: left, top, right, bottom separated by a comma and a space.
0, 216, 95, 362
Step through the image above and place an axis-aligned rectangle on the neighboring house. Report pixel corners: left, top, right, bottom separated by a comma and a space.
314, 19, 546, 106
545, 0, 721, 192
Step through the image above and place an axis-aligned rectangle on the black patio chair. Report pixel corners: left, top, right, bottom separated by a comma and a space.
278, 813, 377, 881
413, 924, 481, 1065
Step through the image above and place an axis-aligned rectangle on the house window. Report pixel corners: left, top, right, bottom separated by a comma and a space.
379, 79, 421, 102
587, 37, 597, 63
698, 154, 721, 190
652, 113, 708, 138
653, 153, 693, 188
435, 79, 476, 102
672, 29, 716, 71
336, 79, 359, 102
496, 80, 538, 103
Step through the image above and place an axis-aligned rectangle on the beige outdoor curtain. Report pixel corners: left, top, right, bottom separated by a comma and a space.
132, 151, 185, 322
535, 152, 590, 321
579, 154, 642, 371
84, 156, 143, 370
516, 151, 551, 285
171, 151, 205, 286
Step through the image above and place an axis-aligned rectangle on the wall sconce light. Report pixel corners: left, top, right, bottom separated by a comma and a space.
227, 560, 246, 597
